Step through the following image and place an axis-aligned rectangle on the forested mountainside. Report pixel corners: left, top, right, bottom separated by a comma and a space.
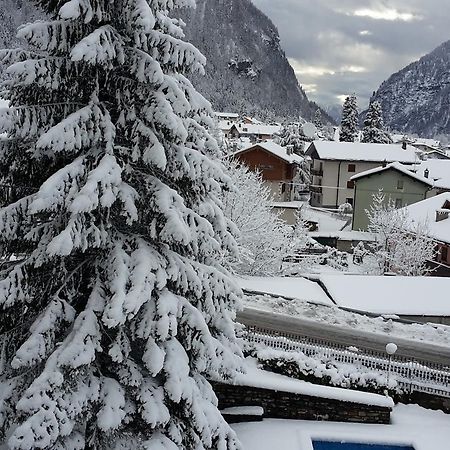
178, 0, 330, 121
1, 0, 330, 122
368, 40, 450, 138
0, 0, 42, 79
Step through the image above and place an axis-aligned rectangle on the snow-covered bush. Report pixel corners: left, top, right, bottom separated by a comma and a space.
365, 191, 435, 275
255, 348, 402, 396
221, 159, 292, 276
0, 1, 244, 448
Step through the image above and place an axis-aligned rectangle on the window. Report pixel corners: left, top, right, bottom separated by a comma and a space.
348, 164, 356, 172
397, 179, 404, 190
395, 198, 402, 208
346, 197, 353, 206
281, 183, 286, 194
441, 246, 448, 262
346, 180, 354, 189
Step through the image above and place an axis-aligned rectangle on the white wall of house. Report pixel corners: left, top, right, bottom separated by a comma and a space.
311, 159, 385, 208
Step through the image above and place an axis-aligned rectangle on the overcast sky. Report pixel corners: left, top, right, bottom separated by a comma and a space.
252, 0, 450, 111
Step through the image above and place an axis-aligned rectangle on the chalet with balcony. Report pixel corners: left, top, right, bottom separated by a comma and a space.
305, 141, 419, 209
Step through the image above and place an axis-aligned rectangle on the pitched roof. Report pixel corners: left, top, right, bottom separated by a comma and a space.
350, 161, 435, 186
231, 140, 303, 164
320, 274, 450, 316
307, 140, 419, 164
401, 192, 450, 244
231, 123, 281, 136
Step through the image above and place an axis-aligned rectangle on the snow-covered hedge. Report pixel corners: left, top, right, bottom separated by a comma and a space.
255, 348, 404, 396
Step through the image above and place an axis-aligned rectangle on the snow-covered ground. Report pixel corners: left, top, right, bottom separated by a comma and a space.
233, 403, 450, 450
243, 294, 450, 347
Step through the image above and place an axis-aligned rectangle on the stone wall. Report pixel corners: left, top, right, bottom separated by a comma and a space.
213, 382, 391, 424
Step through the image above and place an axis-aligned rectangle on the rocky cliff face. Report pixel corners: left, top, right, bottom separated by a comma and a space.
368, 40, 450, 138
178, 0, 329, 121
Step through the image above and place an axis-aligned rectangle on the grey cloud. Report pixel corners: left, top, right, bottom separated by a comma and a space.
252, 0, 450, 109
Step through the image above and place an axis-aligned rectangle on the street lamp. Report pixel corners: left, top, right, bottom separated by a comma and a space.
385, 342, 398, 392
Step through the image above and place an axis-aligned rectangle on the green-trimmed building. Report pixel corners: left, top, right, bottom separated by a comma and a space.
351, 162, 440, 231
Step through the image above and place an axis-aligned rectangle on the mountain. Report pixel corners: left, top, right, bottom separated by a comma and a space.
1, 0, 329, 122
178, 0, 330, 122
367, 40, 450, 138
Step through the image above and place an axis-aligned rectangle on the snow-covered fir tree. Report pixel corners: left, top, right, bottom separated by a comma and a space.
339, 95, 358, 142
0, 0, 244, 448
274, 122, 309, 155
221, 159, 291, 276
361, 101, 392, 144
364, 191, 434, 275
313, 109, 323, 131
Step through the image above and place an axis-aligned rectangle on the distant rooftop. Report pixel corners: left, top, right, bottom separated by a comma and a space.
401, 192, 450, 244
215, 112, 239, 118
307, 141, 419, 164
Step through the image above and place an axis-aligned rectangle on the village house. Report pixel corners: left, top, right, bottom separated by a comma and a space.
351, 162, 441, 231
305, 141, 419, 209
400, 192, 450, 272
229, 123, 281, 142
215, 112, 239, 123
229, 140, 303, 203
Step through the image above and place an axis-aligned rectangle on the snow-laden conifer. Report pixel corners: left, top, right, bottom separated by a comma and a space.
339, 95, 358, 142
361, 101, 392, 144
0, 0, 243, 448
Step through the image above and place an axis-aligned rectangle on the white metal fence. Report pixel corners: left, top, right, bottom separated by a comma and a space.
244, 325, 450, 398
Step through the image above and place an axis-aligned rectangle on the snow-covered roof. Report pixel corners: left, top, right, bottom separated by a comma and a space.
215, 111, 239, 118
415, 160, 450, 189
218, 120, 234, 131
400, 192, 450, 244
414, 138, 441, 148
300, 206, 349, 232
307, 141, 419, 164
320, 274, 450, 316
350, 161, 435, 186
232, 123, 281, 136
237, 276, 334, 306
231, 140, 303, 165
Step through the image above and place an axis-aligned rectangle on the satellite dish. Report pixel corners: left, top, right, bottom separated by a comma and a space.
302, 122, 317, 139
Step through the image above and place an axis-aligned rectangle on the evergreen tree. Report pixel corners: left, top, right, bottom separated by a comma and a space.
313, 109, 323, 131
361, 101, 392, 144
0, 1, 243, 449
339, 95, 358, 142
274, 122, 309, 154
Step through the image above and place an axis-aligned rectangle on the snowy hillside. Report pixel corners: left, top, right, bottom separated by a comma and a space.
367, 40, 450, 138
178, 0, 330, 121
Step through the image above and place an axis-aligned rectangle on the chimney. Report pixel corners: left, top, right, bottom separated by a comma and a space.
436, 209, 450, 222
402, 141, 407, 150
286, 145, 293, 156
424, 168, 429, 179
